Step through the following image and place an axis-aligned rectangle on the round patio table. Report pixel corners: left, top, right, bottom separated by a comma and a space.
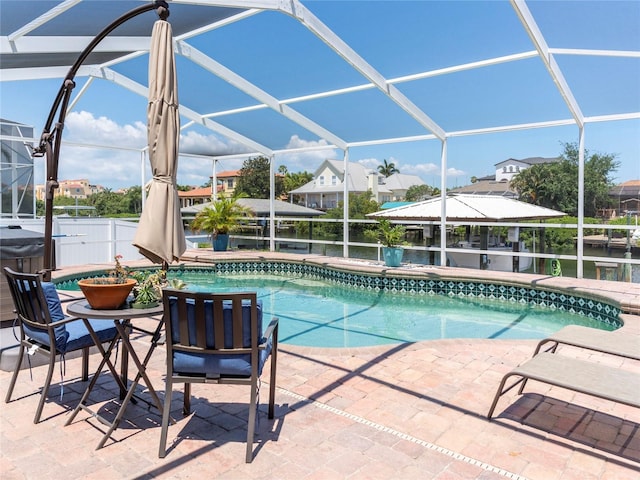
65, 299, 164, 449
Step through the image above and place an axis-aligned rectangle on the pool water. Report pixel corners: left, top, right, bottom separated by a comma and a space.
161, 272, 614, 348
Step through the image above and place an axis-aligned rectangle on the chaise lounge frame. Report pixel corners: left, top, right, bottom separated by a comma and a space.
488, 325, 640, 419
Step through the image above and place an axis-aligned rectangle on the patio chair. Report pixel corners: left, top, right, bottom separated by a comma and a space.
3, 267, 119, 423
159, 289, 278, 462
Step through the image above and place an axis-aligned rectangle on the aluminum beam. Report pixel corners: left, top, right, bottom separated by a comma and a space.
279, 0, 447, 141
176, 40, 348, 149
91, 67, 273, 156
511, 0, 584, 128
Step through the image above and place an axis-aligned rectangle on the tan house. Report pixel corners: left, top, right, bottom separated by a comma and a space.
35, 179, 104, 201
216, 170, 240, 197
178, 170, 242, 207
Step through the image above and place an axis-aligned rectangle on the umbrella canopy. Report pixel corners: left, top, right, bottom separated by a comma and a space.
133, 18, 186, 265
367, 194, 566, 221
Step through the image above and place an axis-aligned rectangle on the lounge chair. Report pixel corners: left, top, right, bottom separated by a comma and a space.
488, 326, 640, 419
532, 324, 640, 359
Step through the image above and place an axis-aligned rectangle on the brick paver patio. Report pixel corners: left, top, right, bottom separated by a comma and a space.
1, 331, 638, 479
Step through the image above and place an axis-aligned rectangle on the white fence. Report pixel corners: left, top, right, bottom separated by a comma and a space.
1, 217, 145, 267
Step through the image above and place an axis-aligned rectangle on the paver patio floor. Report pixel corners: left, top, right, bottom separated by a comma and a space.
1, 329, 638, 479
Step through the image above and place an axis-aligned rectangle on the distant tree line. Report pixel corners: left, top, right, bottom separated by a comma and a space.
39, 143, 619, 221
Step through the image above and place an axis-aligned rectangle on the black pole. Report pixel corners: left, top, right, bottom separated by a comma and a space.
34, 1, 169, 280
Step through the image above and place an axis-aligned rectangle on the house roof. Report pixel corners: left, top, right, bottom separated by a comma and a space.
449, 179, 517, 197
382, 173, 425, 191
368, 194, 566, 222
494, 157, 560, 167
178, 186, 212, 198
216, 170, 240, 178
290, 159, 398, 195
181, 198, 325, 217
609, 180, 640, 198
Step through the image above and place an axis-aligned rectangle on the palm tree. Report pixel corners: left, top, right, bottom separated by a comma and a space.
191, 194, 252, 238
377, 159, 399, 177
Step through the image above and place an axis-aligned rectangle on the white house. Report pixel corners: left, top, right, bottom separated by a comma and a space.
451, 156, 561, 197
289, 159, 425, 209
494, 156, 559, 182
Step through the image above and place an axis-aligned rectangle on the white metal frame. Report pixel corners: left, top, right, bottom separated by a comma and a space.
1, 0, 638, 277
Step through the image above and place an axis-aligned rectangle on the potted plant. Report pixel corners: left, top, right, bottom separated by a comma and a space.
77, 255, 137, 309
190, 194, 253, 251
366, 219, 407, 267
129, 270, 187, 308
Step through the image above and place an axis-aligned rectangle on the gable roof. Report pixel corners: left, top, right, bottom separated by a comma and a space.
449, 179, 517, 197
494, 157, 560, 167
382, 173, 425, 190
178, 186, 212, 198
291, 159, 394, 195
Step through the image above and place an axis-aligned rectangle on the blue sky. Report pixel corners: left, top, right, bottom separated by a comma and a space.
1, 0, 638, 190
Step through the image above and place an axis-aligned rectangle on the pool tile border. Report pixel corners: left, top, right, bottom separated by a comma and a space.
173, 260, 622, 328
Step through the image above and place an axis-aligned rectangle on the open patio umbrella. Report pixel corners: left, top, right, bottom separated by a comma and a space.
133, 15, 186, 266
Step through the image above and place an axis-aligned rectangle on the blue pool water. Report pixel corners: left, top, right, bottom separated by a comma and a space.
60, 271, 616, 348
158, 272, 614, 348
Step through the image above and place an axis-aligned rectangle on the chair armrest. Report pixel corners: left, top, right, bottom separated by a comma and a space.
49, 315, 88, 327
263, 317, 279, 341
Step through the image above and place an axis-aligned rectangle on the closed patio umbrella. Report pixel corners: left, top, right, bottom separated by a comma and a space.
133, 15, 186, 266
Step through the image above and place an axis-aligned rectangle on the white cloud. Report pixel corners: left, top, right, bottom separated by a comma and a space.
180, 130, 251, 157
446, 167, 466, 177
65, 111, 146, 148
275, 135, 337, 173
47, 112, 261, 188
44, 118, 472, 190
357, 157, 382, 171
403, 162, 440, 177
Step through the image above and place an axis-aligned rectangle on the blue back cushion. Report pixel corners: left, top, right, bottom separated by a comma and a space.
168, 298, 262, 348
22, 282, 69, 351
42, 282, 65, 322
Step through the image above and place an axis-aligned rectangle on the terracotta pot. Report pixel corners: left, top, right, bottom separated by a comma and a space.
78, 278, 136, 310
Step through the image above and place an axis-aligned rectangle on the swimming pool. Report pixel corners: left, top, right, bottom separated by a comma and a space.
58, 265, 620, 348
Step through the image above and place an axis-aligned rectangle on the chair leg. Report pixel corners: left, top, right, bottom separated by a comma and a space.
34, 354, 56, 424
4, 343, 25, 403
246, 380, 258, 463
158, 378, 173, 458
183, 383, 191, 415
268, 356, 276, 419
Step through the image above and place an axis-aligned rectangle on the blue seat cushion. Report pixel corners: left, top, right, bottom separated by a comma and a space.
63, 319, 118, 354
168, 298, 271, 377
22, 283, 117, 354
173, 337, 272, 377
